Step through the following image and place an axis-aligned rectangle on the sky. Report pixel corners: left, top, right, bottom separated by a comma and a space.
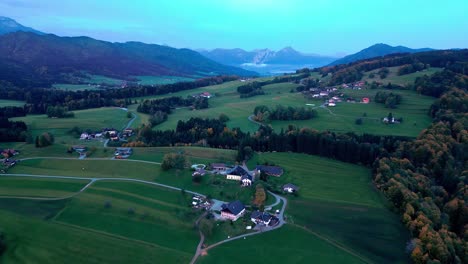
1, 0, 467, 55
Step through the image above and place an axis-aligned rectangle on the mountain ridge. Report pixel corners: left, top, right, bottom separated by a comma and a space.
0, 31, 257, 87
328, 43, 434, 66
0, 16, 44, 35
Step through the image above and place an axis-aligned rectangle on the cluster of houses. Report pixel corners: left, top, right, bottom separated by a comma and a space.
0, 149, 20, 173
114, 147, 133, 159
192, 92, 213, 99
341, 81, 365, 89
1, 149, 19, 159
80, 128, 134, 142
218, 200, 280, 227
208, 163, 285, 187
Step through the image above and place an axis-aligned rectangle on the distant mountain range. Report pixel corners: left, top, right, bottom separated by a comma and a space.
0, 17, 256, 87
328, 43, 434, 66
0, 16, 44, 35
198, 47, 338, 74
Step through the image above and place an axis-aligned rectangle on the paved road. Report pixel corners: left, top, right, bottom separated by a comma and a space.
192, 191, 287, 263
18, 156, 162, 165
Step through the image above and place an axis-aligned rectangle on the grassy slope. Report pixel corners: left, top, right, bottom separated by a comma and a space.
362, 67, 443, 86
55, 181, 199, 255
271, 88, 434, 137
132, 76, 433, 137
249, 152, 409, 264
199, 225, 365, 264
11, 107, 130, 146
0, 198, 191, 263
0, 99, 25, 107
0, 177, 88, 198
133, 75, 195, 85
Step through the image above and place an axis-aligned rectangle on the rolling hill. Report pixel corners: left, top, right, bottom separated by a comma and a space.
329, 43, 433, 66
0, 32, 257, 87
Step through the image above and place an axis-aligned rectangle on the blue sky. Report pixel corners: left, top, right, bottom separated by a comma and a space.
1, 0, 467, 55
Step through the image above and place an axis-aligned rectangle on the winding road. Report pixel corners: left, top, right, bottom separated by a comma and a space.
2, 154, 288, 264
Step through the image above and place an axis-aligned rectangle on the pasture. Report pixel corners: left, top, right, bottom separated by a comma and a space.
0, 180, 197, 263
0, 176, 88, 198
248, 152, 409, 264
361, 67, 443, 86
0, 99, 25, 107
11, 107, 131, 146
135, 76, 434, 137
55, 181, 200, 256
133, 75, 195, 85
199, 225, 366, 264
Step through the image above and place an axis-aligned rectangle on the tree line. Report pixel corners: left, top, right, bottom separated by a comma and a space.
253, 105, 318, 122
0, 118, 28, 142
374, 91, 402, 108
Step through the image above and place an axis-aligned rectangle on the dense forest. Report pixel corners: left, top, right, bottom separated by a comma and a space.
0, 118, 28, 142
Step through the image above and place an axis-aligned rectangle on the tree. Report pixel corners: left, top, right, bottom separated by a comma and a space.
0, 231, 5, 256
219, 113, 230, 123
199, 218, 214, 237
161, 152, 188, 171
126, 111, 132, 118
355, 118, 363, 125
253, 184, 266, 207
35, 132, 54, 148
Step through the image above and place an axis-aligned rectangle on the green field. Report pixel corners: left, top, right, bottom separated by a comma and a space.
199, 225, 365, 264
0, 177, 88, 198
362, 67, 443, 86
8, 155, 263, 205
133, 77, 434, 137
0, 180, 198, 263
11, 107, 131, 146
0, 99, 25, 107
245, 152, 409, 264
133, 75, 195, 85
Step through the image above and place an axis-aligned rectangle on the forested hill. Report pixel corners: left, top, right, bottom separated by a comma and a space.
0, 32, 257, 87
329, 43, 434, 66
316, 49, 468, 87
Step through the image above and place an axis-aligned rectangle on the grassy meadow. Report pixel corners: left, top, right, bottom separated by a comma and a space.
133, 75, 195, 85
11, 107, 131, 146
0, 180, 197, 263
0, 177, 88, 198
133, 75, 434, 137
361, 67, 442, 86
0, 99, 25, 107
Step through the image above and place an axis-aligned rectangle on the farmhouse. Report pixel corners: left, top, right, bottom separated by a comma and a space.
241, 174, 253, 187
122, 128, 134, 137
362, 97, 370, 104
255, 165, 283, 177
226, 165, 252, 181
283, 183, 299, 193
1, 149, 19, 159
250, 210, 273, 225
114, 147, 133, 159
220, 200, 245, 221
211, 163, 228, 172
192, 169, 206, 177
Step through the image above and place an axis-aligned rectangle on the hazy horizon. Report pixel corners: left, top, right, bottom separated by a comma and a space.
1, 0, 467, 55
